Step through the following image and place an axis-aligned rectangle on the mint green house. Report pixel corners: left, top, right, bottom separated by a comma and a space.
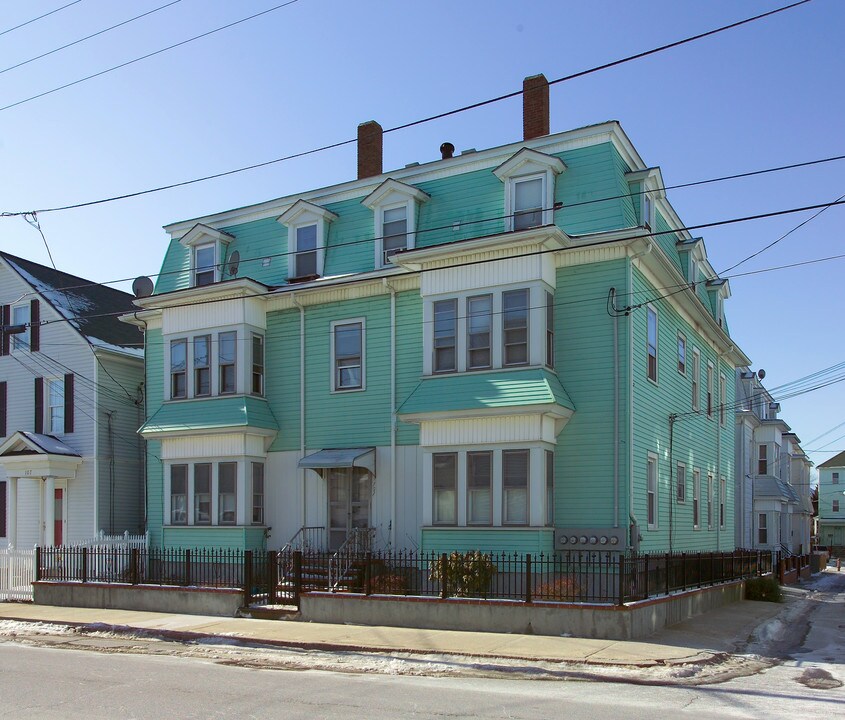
817, 451, 845, 551
127, 74, 748, 556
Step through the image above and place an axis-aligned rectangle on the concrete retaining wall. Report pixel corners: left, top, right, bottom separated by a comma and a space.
33, 582, 244, 617
300, 581, 745, 640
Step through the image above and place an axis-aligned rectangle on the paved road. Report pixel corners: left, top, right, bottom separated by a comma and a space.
0, 572, 841, 719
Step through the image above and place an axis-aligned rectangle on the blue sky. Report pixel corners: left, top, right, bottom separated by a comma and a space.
1, 0, 843, 469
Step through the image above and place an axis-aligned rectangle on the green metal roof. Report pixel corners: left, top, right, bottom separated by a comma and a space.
397, 368, 574, 417
140, 396, 279, 435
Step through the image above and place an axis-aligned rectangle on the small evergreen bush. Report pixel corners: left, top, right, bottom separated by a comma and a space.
745, 576, 782, 602
429, 550, 497, 598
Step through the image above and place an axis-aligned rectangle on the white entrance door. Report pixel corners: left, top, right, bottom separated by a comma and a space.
327, 469, 371, 551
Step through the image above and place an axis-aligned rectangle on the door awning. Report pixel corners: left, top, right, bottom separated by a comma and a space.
298, 447, 375, 474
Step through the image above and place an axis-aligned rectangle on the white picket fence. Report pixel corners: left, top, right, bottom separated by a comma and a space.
0, 547, 36, 601
0, 532, 149, 601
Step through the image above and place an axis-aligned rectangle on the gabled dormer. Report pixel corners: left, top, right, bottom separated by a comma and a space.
625, 167, 665, 230
493, 148, 566, 232
362, 179, 430, 269
676, 237, 706, 287
706, 278, 730, 329
179, 224, 235, 287
277, 200, 338, 281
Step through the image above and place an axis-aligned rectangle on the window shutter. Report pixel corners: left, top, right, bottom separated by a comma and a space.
29, 299, 40, 352
0, 305, 9, 356
0, 381, 6, 438
34, 377, 44, 434
64, 373, 74, 434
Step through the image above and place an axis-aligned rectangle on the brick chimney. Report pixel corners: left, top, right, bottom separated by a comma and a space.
523, 74, 549, 141
357, 120, 383, 179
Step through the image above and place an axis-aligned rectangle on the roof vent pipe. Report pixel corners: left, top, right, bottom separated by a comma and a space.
440, 142, 455, 160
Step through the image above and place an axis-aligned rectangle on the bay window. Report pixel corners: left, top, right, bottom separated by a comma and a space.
466, 452, 492, 525
545, 450, 554, 526
219, 331, 237, 394
170, 339, 187, 399
433, 300, 457, 373
502, 450, 529, 525
467, 295, 492, 370
252, 334, 264, 396
433, 453, 457, 525
503, 289, 529, 366
193, 335, 210, 397
218, 462, 237, 525
251, 462, 265, 525
170, 465, 187, 525
194, 463, 211, 525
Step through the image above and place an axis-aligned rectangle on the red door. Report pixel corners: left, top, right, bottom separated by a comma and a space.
53, 489, 63, 547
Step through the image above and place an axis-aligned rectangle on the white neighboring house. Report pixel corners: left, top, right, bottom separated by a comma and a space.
734, 368, 812, 555
0, 252, 145, 548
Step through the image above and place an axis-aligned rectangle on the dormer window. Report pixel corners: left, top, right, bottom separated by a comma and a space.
493, 148, 565, 232
194, 243, 216, 286
277, 200, 338, 280
179, 224, 234, 288
362, 179, 429, 269
625, 167, 665, 234
642, 190, 655, 230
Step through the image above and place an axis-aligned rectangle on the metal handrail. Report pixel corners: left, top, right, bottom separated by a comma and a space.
280, 526, 325, 554
328, 527, 376, 589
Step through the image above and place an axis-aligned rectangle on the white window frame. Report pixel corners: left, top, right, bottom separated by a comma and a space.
362, 179, 429, 270
693, 469, 701, 529
47, 377, 65, 435
331, 318, 365, 393
758, 512, 768, 545
432, 452, 458, 526
647, 452, 658, 530
193, 335, 211, 398
170, 464, 188, 525
692, 348, 701, 411
833, 472, 840, 485
719, 475, 726, 529
676, 462, 686, 504
193, 462, 212, 526
502, 449, 530, 526
642, 185, 655, 230
277, 200, 337, 279
677, 334, 686, 375
433, 299, 458, 374
193, 242, 217, 287
251, 462, 265, 525
510, 174, 546, 232
719, 373, 727, 425
493, 148, 564, 232
218, 331, 237, 395
545, 449, 554, 527
466, 294, 493, 371
545, 291, 554, 368
646, 305, 658, 383
707, 474, 714, 530
251, 333, 264, 397
502, 288, 530, 367
466, 451, 493, 526
706, 362, 714, 419
10, 303, 30, 353
218, 461, 237, 525
757, 444, 768, 476
170, 338, 188, 400
292, 223, 319, 278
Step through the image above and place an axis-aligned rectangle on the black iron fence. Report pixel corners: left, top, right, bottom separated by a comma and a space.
35, 546, 772, 608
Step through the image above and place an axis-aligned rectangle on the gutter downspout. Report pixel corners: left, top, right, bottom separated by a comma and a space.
292, 294, 306, 532
384, 278, 397, 549
610, 288, 620, 529
628, 240, 652, 550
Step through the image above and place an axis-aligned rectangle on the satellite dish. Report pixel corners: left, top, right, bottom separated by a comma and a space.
757, 369, 766, 380
132, 276, 154, 298
228, 250, 240, 277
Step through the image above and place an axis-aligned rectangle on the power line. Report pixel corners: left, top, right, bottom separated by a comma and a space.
0, 0, 182, 77
805, 419, 845, 446
0, 1, 83, 38
0, 0, 814, 216
0, 0, 302, 114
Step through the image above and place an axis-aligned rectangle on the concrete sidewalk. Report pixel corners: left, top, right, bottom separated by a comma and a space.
0, 597, 784, 667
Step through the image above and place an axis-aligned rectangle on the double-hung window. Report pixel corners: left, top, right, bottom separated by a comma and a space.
170, 465, 188, 525
219, 332, 237, 394
11, 304, 30, 352
647, 454, 658, 529
834, 500, 841, 512
170, 339, 187, 399
719, 374, 727, 425
720, 476, 726, 528
432, 453, 457, 525
676, 463, 686, 503
333, 321, 363, 390
251, 462, 264, 525
48, 378, 64, 434
693, 470, 701, 529
545, 291, 554, 368
502, 450, 529, 525
218, 462, 237, 525
646, 307, 658, 382
834, 472, 840, 484
758, 513, 768, 544
757, 444, 768, 475
193, 335, 210, 397
433, 300, 457, 373
677, 335, 686, 374
294, 224, 318, 278
194, 463, 211, 525
513, 176, 544, 230
194, 243, 216, 286
706, 363, 714, 418
466, 295, 492, 370
692, 349, 701, 411
382, 206, 408, 265
707, 474, 714, 529
466, 452, 492, 525
545, 450, 554, 526
251, 334, 264, 396
503, 289, 529, 366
